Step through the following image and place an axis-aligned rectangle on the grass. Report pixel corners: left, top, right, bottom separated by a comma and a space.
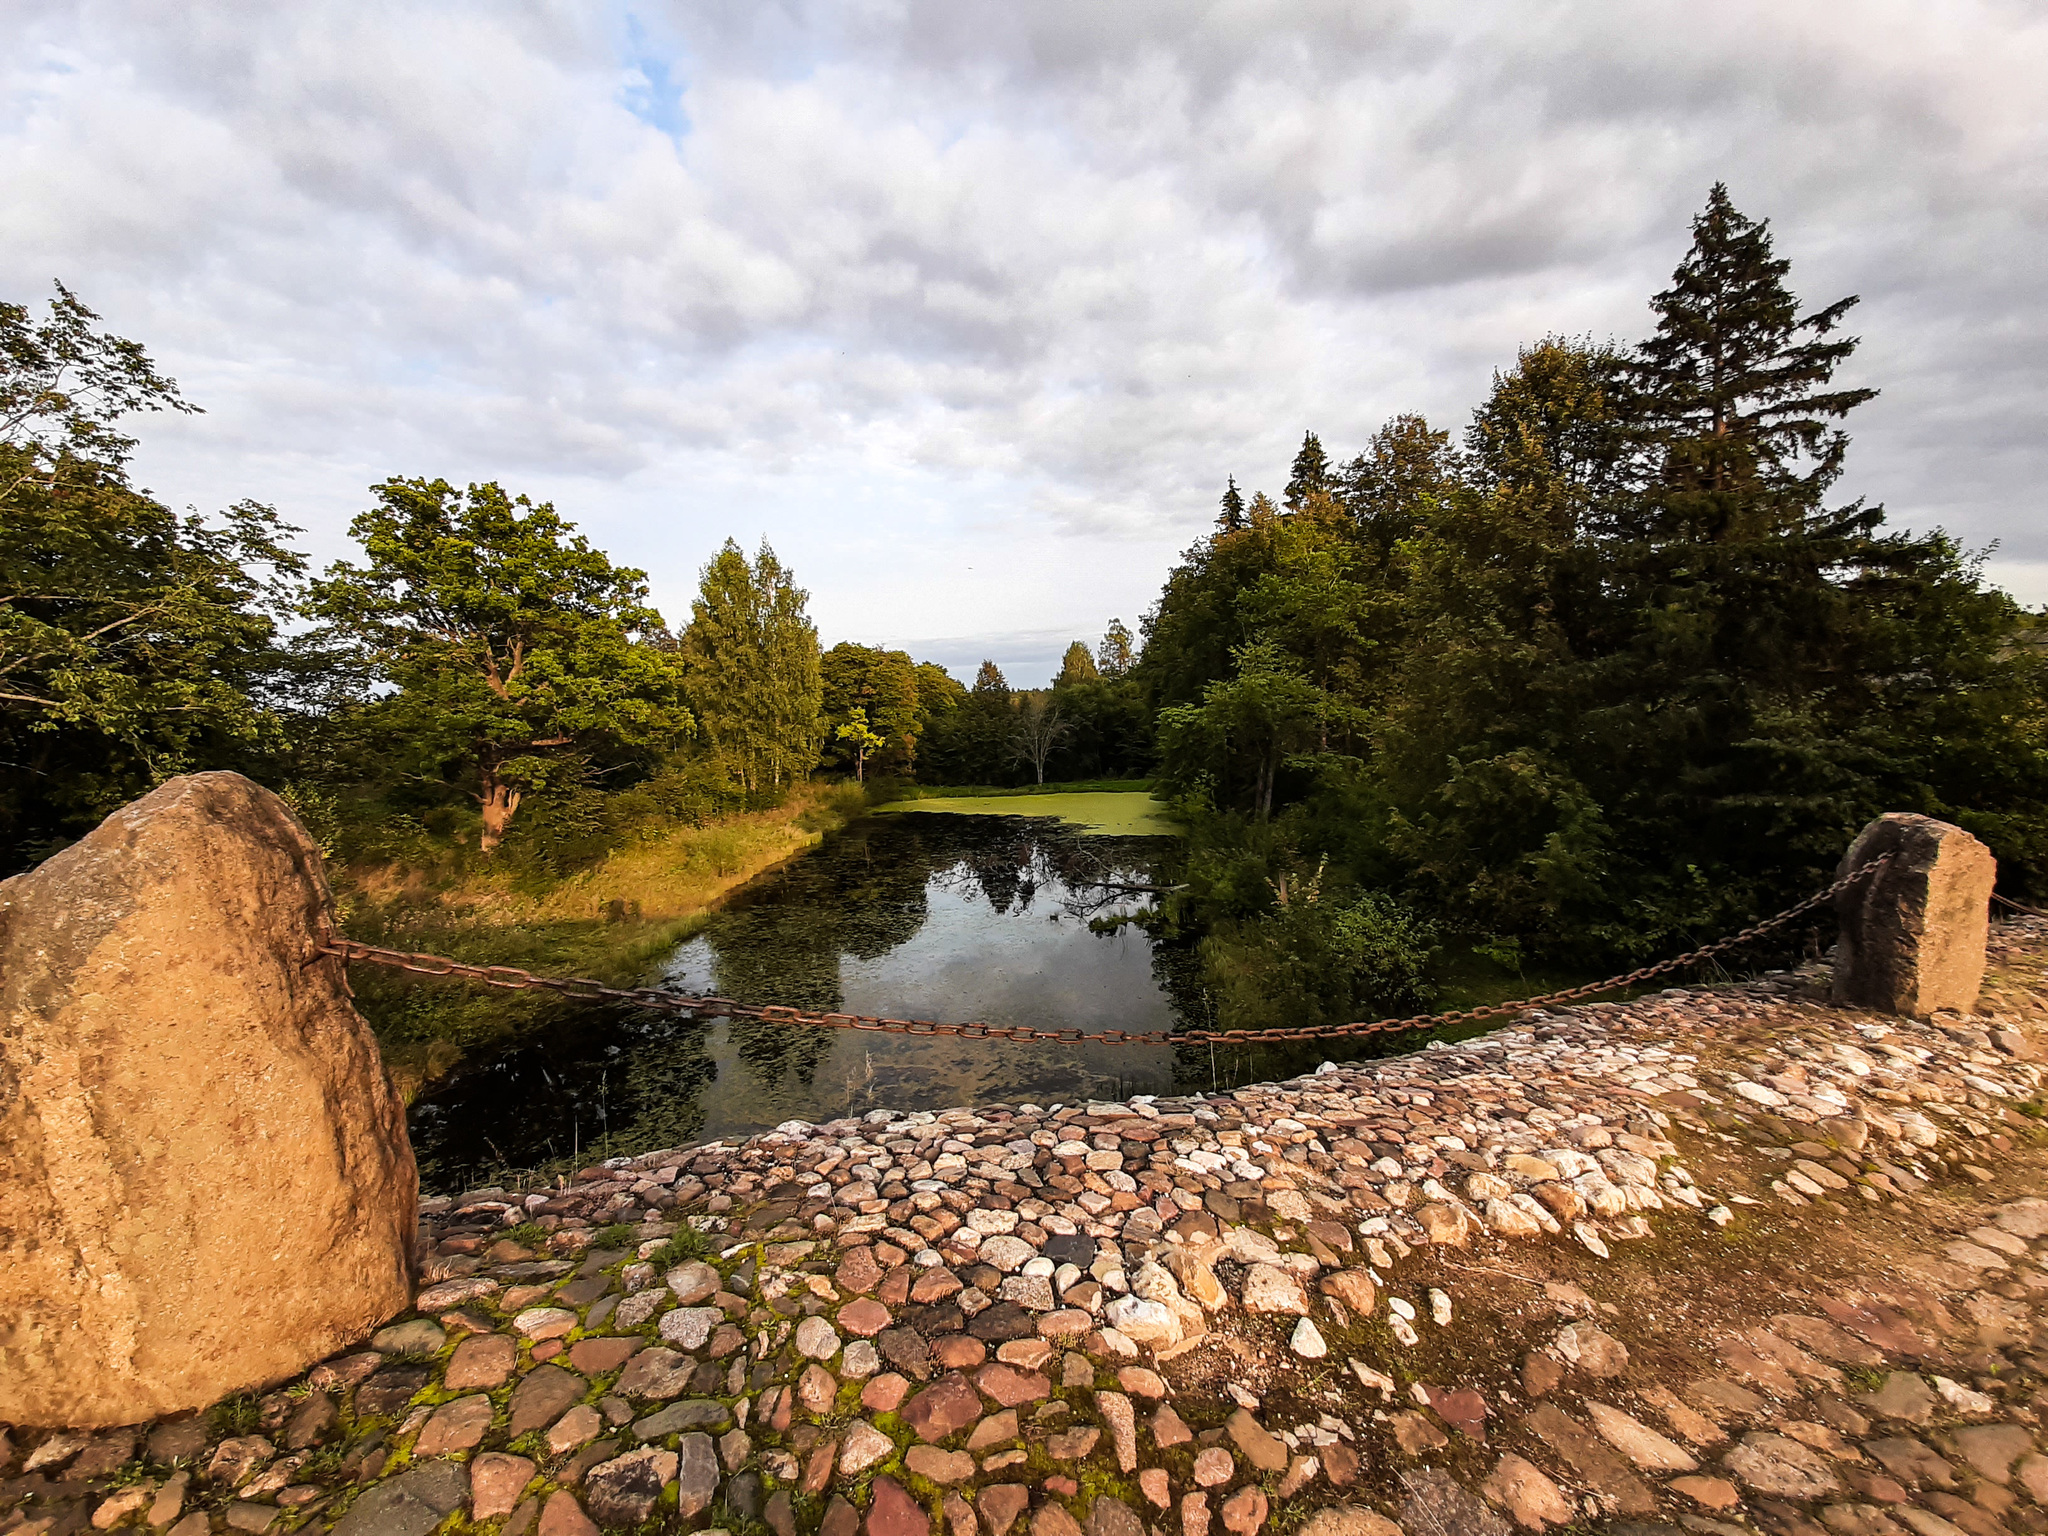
874, 788, 1177, 837
880, 778, 1154, 799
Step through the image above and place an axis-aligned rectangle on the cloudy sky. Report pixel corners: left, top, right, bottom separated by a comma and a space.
7, 1, 2044, 682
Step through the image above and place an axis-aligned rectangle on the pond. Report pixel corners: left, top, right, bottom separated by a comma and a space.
403, 807, 1432, 1192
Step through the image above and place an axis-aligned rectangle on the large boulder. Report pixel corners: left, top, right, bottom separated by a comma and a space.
1833, 811, 1995, 1017
0, 772, 416, 1427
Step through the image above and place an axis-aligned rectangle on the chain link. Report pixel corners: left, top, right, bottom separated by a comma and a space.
318, 852, 1890, 1048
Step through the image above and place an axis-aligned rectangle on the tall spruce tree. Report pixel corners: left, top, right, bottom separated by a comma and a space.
1216, 475, 1247, 532
1283, 432, 1332, 511
1612, 182, 1876, 543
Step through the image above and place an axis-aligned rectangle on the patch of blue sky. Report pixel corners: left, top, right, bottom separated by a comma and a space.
617, 12, 691, 142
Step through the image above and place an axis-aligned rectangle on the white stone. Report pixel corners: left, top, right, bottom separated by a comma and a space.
793, 1317, 839, 1360
1290, 1319, 1328, 1359
658, 1307, 723, 1351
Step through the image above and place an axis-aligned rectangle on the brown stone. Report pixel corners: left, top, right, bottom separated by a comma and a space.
415, 1395, 494, 1455
868, 1477, 930, 1536
1724, 1432, 1844, 1499
1297, 1510, 1404, 1536
1523, 1403, 1656, 1515
538, 1492, 599, 1536
967, 1411, 1019, 1450
1032, 1504, 1082, 1536
1415, 1202, 1469, 1246
975, 1363, 1050, 1407
906, 1448, 976, 1485
934, 1336, 987, 1370
980, 1485, 1031, 1536
1322, 1443, 1359, 1487
1089, 1495, 1145, 1536
1390, 1413, 1448, 1455
1319, 1270, 1376, 1316
1226, 1410, 1289, 1473
447, 1334, 518, 1390
472, 1455, 536, 1521
1045, 1427, 1099, 1459
1521, 1352, 1563, 1398
799, 1363, 839, 1415
1481, 1453, 1574, 1530
1220, 1488, 1267, 1536
824, 1497, 863, 1536
1669, 1476, 1740, 1511
842, 1299, 894, 1337
905, 1375, 984, 1442
943, 1493, 978, 1536
1097, 1391, 1137, 1472
864, 1373, 912, 1413
1832, 813, 1995, 1017
508, 1365, 589, 1436
0, 774, 417, 1426
1949, 1424, 2033, 1483
1152, 1406, 1193, 1447
567, 1338, 640, 1377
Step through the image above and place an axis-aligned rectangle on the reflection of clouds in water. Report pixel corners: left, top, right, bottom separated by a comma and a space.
408, 815, 1197, 1188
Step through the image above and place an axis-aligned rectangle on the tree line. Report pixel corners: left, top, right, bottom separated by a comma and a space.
1131, 184, 2048, 1025
6, 185, 2044, 1013
0, 295, 1147, 873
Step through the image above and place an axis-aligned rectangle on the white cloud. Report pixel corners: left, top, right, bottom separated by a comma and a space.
4, 0, 2043, 687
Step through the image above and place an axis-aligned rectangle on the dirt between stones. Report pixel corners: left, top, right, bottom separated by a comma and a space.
7, 919, 2048, 1536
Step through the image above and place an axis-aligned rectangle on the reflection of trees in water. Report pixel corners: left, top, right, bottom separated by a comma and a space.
410, 1007, 720, 1189
928, 824, 1161, 921
414, 815, 1199, 1184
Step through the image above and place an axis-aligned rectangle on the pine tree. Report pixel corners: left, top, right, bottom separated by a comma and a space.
1216, 475, 1247, 532
1612, 182, 1876, 543
972, 660, 1009, 697
1283, 432, 1331, 511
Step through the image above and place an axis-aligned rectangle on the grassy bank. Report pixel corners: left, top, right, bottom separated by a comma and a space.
333, 781, 868, 1100
877, 777, 1155, 799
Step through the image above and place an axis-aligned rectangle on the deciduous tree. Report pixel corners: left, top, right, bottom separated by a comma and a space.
308, 478, 690, 851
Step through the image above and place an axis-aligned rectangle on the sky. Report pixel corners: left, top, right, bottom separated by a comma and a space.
7, 1, 2045, 685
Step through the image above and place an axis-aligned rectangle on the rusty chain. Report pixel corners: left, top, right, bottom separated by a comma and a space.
318, 852, 1891, 1048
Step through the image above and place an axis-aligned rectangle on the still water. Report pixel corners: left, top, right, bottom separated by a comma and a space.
406, 813, 1284, 1191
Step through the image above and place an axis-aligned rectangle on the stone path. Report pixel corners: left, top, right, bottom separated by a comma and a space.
8, 919, 2048, 1536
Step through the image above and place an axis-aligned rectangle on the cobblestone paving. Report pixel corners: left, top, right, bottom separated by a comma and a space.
9, 921, 2048, 1536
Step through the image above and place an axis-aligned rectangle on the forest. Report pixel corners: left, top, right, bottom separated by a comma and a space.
6, 185, 2045, 1041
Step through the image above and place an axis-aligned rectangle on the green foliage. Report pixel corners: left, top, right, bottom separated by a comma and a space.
306, 478, 691, 852
820, 643, 919, 777
681, 538, 823, 795
645, 1227, 715, 1268
0, 284, 304, 870
1056, 640, 1099, 686
1096, 619, 1136, 679
1157, 642, 1328, 820
1138, 183, 2048, 972
834, 706, 886, 783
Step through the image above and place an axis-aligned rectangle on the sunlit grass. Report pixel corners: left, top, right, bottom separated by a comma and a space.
874, 789, 1177, 837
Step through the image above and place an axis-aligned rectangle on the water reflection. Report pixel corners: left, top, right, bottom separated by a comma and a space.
406, 815, 1209, 1190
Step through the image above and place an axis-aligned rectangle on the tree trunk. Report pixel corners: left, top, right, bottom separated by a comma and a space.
478, 773, 522, 853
